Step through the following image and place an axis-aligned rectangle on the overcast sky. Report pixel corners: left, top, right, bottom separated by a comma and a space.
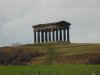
0, 0, 100, 47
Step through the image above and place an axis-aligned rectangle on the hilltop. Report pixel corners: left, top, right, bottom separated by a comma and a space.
0, 43, 100, 65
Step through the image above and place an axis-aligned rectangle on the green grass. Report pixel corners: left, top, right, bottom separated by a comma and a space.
26, 43, 100, 64
21, 43, 100, 56
57, 44, 100, 55
0, 65, 100, 75
20, 43, 100, 57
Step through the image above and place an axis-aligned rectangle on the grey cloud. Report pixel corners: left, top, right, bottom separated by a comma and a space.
0, 0, 100, 47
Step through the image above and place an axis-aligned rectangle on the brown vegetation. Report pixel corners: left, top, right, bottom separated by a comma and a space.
0, 47, 45, 65
0, 43, 100, 65
54, 52, 100, 64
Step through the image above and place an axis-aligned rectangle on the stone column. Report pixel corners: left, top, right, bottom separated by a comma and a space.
49, 30, 51, 42
52, 29, 55, 41
41, 30, 44, 43
56, 29, 58, 41
34, 31, 36, 43
59, 29, 62, 41
37, 31, 40, 43
63, 29, 66, 41
45, 30, 47, 42
67, 29, 70, 42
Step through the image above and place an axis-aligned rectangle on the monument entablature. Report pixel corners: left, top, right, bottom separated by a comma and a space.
32, 21, 71, 31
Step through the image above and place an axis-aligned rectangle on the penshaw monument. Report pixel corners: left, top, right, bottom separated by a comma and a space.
32, 21, 71, 44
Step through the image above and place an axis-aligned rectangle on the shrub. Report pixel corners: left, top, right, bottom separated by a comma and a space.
0, 50, 4, 64
88, 56, 100, 64
0, 47, 45, 65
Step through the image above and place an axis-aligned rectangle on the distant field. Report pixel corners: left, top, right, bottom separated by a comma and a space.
0, 65, 100, 75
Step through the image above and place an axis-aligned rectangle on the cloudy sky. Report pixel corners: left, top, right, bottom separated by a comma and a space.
0, 0, 100, 47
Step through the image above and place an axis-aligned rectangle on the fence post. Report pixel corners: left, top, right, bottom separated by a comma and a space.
92, 71, 96, 75
39, 70, 40, 75
21, 71, 23, 75
73, 70, 76, 75
48, 70, 49, 75
65, 70, 67, 75
56, 70, 58, 75
5, 71, 7, 75
31, 71, 33, 75
83, 70, 85, 75
13, 71, 15, 75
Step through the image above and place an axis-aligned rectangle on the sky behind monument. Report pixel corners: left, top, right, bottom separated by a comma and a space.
0, 0, 100, 47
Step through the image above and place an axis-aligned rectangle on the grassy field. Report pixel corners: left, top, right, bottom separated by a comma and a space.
0, 65, 100, 75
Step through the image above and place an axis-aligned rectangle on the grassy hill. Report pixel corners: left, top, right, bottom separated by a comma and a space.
0, 43, 100, 75
0, 42, 100, 65
19, 43, 100, 64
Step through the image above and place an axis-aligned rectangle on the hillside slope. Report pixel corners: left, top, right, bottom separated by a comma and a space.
0, 43, 100, 65
21, 43, 100, 64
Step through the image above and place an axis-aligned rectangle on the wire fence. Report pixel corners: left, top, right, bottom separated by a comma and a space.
0, 70, 99, 75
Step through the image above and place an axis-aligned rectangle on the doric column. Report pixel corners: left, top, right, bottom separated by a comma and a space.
49, 30, 51, 42
56, 29, 58, 41
52, 29, 55, 41
67, 29, 70, 42
37, 31, 40, 43
59, 29, 62, 41
41, 30, 44, 43
34, 31, 36, 43
63, 29, 66, 41
45, 30, 47, 42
